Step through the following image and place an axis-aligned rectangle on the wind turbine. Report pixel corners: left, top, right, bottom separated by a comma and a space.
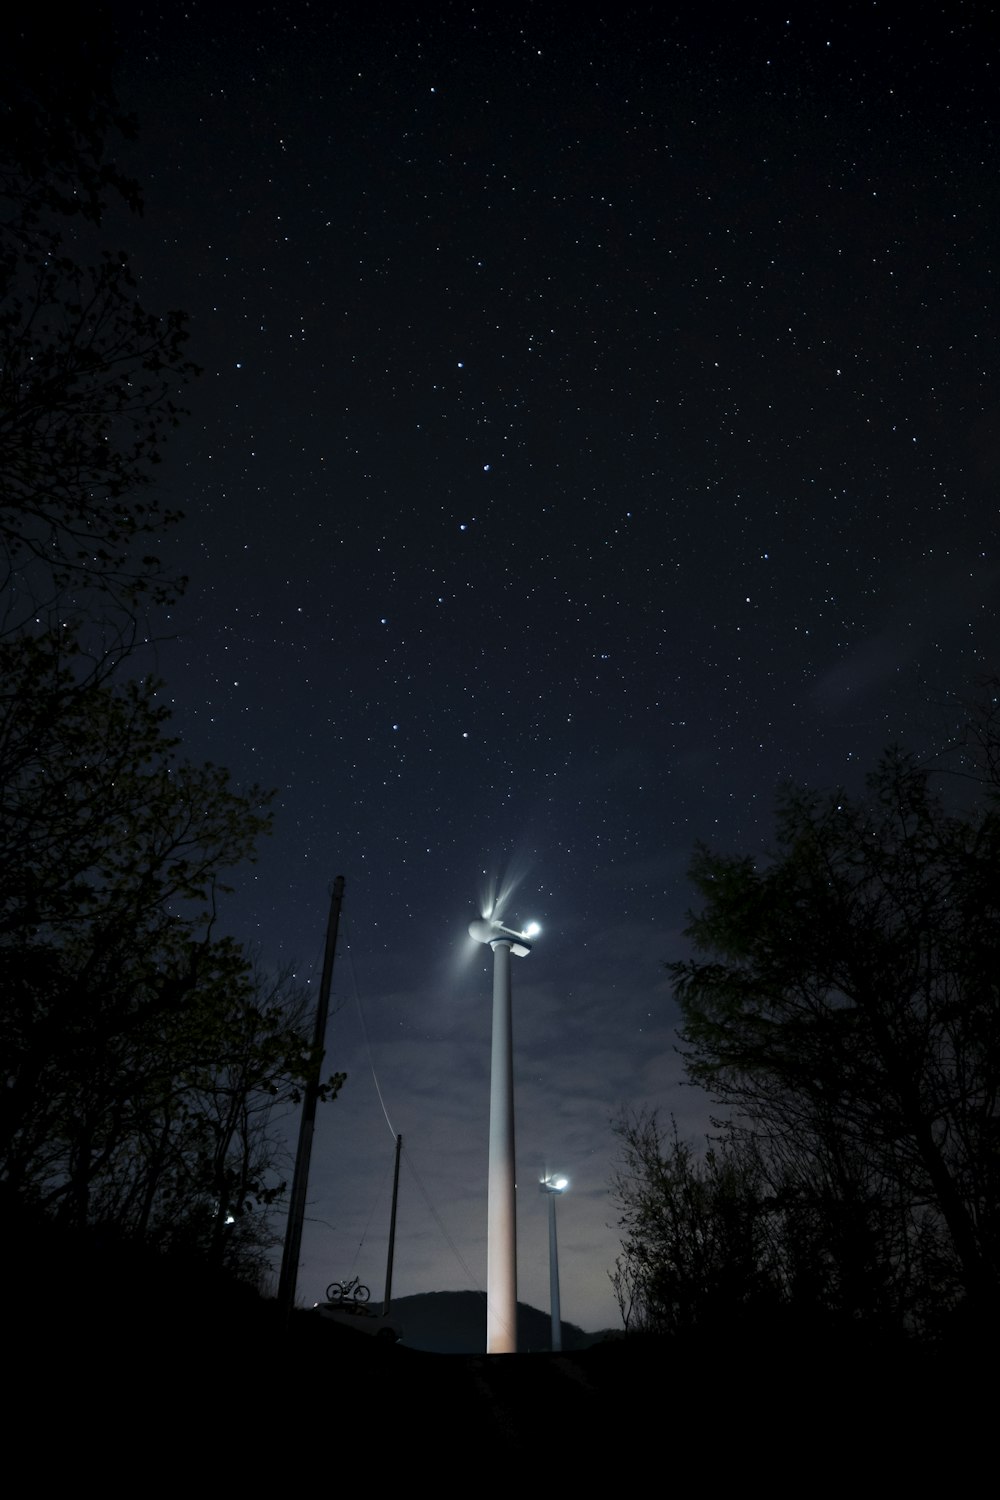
469, 907, 541, 1354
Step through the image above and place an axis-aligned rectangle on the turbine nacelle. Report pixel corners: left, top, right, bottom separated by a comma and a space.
468, 916, 540, 958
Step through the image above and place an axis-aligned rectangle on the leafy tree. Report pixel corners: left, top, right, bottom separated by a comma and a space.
611, 1110, 782, 1336
611, 1108, 923, 1340
0, 626, 346, 1271
668, 749, 1000, 1327
82, 960, 344, 1276
1, 17, 195, 618
0, 21, 346, 1287
0, 627, 261, 1185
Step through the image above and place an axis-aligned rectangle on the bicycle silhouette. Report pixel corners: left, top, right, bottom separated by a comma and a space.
325, 1275, 371, 1304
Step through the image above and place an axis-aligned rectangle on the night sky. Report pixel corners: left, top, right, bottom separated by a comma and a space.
99, 3, 998, 1334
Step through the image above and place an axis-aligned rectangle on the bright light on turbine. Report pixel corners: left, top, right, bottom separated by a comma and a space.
469, 915, 540, 957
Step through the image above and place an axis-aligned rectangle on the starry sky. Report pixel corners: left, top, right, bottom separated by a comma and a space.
99, 2, 998, 1335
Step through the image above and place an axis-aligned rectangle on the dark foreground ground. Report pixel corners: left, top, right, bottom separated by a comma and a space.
15, 1290, 994, 1484
6, 1219, 993, 1483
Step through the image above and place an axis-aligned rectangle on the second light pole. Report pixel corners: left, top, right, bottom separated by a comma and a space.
540, 1174, 568, 1351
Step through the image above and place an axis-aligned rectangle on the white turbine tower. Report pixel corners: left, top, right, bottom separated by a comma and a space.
469, 909, 540, 1354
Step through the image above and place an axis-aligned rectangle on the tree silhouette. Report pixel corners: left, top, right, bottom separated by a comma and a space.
611, 1111, 782, 1336
1, 16, 196, 620
667, 748, 1000, 1328
0, 23, 342, 1280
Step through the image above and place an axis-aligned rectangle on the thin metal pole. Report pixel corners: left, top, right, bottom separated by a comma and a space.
278, 875, 345, 1317
382, 1133, 402, 1316
548, 1190, 562, 1351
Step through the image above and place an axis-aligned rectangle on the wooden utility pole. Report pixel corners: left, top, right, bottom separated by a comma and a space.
278, 875, 345, 1317
382, 1133, 403, 1316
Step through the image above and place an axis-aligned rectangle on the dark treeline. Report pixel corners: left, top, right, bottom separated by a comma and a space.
613, 732, 1000, 1344
0, 21, 340, 1282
